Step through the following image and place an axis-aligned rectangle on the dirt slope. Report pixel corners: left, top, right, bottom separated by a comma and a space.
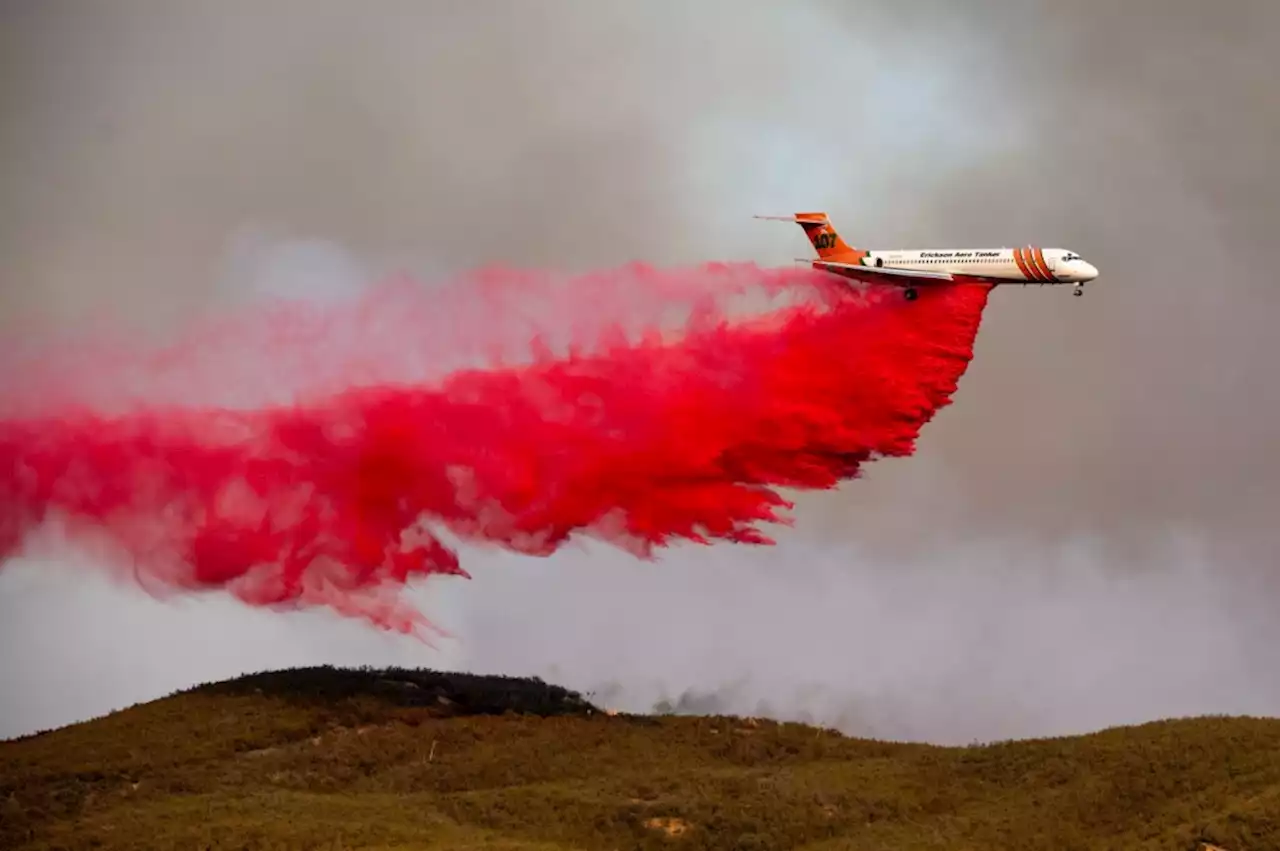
2, 665, 1277, 850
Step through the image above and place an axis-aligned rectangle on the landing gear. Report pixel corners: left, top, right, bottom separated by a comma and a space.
904, 287, 918, 301
1073, 284, 1083, 297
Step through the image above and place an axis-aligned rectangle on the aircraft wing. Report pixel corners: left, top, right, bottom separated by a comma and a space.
808, 260, 955, 282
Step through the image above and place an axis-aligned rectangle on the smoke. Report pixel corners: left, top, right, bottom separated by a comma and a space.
2, 0, 1279, 744
479, 530, 1280, 746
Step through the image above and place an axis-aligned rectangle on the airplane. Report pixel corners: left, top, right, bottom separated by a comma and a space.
756, 211, 1099, 299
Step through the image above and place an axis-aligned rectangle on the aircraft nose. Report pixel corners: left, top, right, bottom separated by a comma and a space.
1078, 261, 1099, 280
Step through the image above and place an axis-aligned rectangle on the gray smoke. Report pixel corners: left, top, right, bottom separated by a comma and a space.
2, 0, 1278, 744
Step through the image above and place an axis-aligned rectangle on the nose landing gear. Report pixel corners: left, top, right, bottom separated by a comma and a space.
1073, 284, 1083, 297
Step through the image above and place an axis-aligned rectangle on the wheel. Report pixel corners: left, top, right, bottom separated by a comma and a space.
904, 287, 918, 301
1073, 287, 1083, 297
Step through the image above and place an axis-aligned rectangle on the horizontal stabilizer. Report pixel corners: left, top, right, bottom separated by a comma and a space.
754, 214, 830, 225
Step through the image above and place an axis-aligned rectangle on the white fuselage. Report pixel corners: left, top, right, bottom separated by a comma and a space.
859, 246, 1099, 284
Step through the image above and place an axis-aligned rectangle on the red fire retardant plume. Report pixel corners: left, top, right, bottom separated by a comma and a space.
0, 265, 992, 636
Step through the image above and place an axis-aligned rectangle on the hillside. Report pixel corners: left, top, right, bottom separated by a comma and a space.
2, 666, 1277, 850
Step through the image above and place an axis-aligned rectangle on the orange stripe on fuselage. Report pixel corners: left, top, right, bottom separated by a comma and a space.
1012, 247, 1037, 281
1030, 247, 1055, 281
1023, 246, 1050, 281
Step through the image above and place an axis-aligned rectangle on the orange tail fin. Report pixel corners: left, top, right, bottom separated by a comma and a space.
755, 212, 859, 260
794, 212, 857, 259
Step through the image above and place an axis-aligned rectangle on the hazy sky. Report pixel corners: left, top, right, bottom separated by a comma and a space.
2, 0, 1278, 745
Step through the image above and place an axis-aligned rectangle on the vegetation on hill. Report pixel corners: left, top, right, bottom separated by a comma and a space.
2, 665, 1278, 850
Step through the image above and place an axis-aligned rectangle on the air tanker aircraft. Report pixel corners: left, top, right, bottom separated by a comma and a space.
757, 212, 1099, 300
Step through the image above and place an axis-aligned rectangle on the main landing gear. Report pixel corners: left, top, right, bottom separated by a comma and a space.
904, 287, 918, 301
